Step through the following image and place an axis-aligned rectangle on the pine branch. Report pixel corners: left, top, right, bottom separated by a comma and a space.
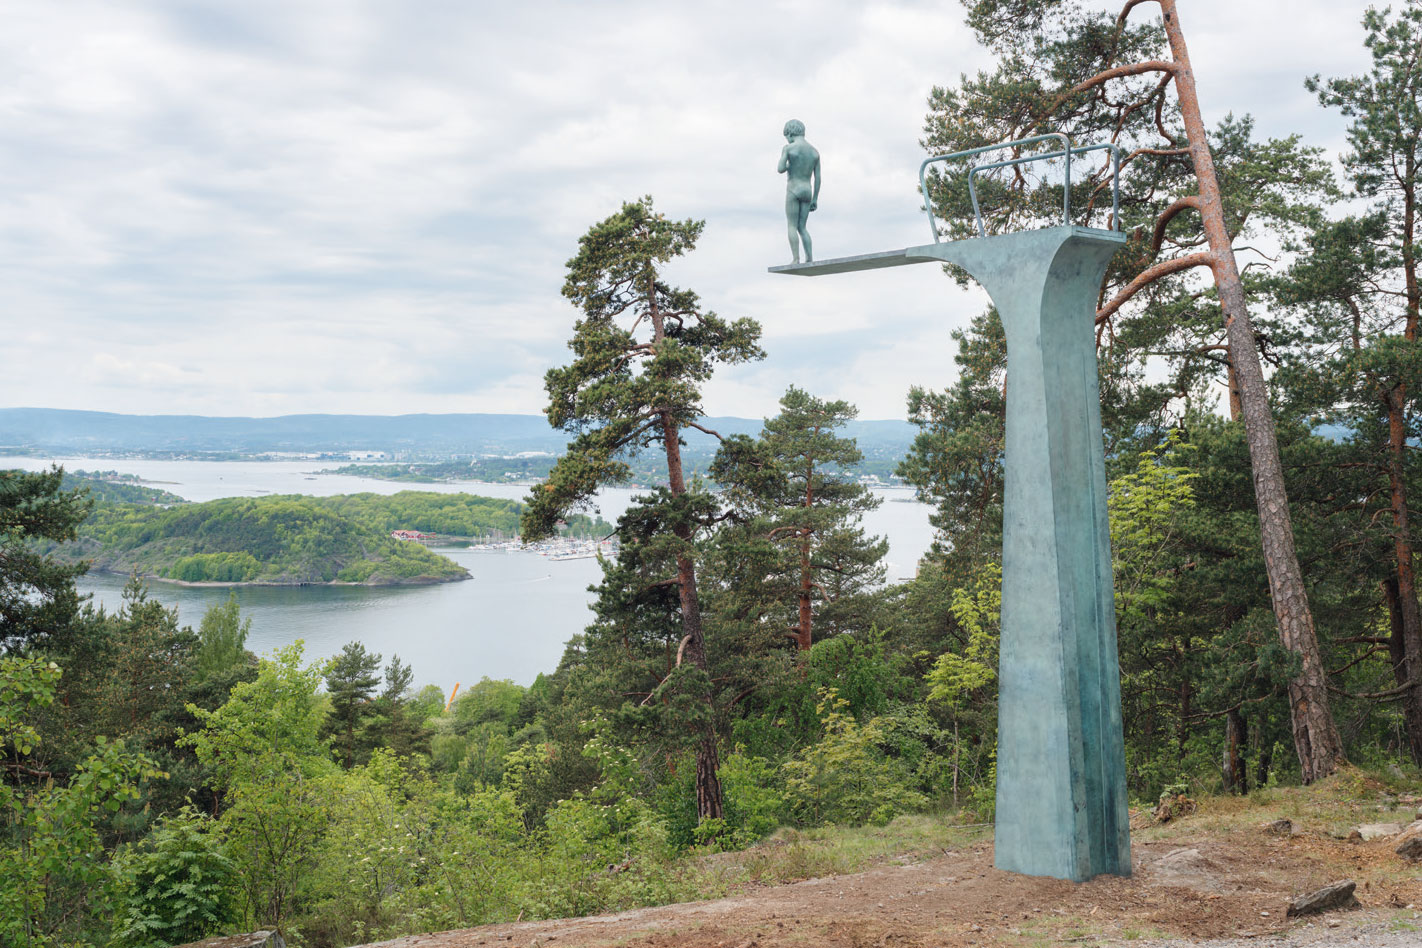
1150, 196, 1203, 258
684, 421, 723, 440
1096, 251, 1215, 323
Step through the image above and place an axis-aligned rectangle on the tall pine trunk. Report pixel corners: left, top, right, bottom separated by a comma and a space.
1386, 154, 1422, 762
1223, 707, 1248, 795
796, 538, 813, 652
652, 297, 724, 822
794, 461, 816, 652
1161, 0, 1345, 781
1385, 392, 1422, 764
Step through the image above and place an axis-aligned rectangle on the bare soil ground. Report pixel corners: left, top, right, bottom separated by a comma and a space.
362, 787, 1422, 948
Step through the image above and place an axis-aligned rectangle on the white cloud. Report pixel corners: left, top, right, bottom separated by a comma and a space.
0, 0, 1378, 420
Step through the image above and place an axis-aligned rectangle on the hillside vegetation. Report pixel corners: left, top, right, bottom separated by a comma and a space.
63, 495, 469, 585
51, 488, 610, 585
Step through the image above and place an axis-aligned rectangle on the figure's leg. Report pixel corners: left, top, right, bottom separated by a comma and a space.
785, 193, 802, 262
797, 200, 813, 262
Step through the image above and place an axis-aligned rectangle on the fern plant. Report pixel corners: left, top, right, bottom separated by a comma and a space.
114, 807, 239, 948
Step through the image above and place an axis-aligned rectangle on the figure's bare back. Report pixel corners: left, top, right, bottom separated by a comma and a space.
782, 141, 820, 184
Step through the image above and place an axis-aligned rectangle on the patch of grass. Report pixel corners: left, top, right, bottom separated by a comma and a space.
713, 812, 989, 886
1386, 912, 1420, 932
1128, 766, 1420, 845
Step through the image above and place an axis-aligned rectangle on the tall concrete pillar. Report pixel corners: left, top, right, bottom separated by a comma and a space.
919, 225, 1131, 881
772, 223, 1131, 881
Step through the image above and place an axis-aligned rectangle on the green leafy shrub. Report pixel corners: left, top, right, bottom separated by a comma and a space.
1, 657, 167, 947
782, 689, 928, 827
717, 752, 786, 846
336, 559, 379, 583
114, 807, 239, 948
167, 551, 260, 583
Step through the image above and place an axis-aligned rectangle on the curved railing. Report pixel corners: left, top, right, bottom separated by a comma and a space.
918, 134, 1122, 242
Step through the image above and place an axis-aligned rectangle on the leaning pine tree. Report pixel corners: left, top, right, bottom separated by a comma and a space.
521, 197, 763, 822
1260, 2, 1422, 764
923, 0, 1345, 781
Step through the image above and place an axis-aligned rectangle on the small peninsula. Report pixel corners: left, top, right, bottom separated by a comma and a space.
54, 477, 610, 586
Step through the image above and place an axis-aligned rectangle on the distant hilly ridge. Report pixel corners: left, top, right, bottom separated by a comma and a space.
0, 407, 917, 459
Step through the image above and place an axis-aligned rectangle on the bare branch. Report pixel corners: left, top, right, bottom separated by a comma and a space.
1151, 196, 1203, 258
637, 635, 694, 706
1116, 0, 1161, 29
684, 420, 723, 441
1, 762, 55, 779
1154, 83, 1181, 145
1329, 677, 1420, 701
1063, 61, 1177, 102
1122, 145, 1191, 166
1096, 252, 1215, 323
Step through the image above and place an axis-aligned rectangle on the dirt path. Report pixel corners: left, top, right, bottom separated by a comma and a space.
360, 831, 1422, 948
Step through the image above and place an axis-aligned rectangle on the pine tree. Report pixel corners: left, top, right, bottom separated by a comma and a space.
521, 197, 763, 822
898, 309, 1008, 581
922, 0, 1344, 780
1270, 1, 1422, 761
369, 655, 429, 759
712, 387, 887, 653
323, 642, 382, 768
0, 466, 91, 650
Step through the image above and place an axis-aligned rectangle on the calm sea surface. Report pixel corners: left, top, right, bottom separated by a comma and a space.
2, 455, 935, 688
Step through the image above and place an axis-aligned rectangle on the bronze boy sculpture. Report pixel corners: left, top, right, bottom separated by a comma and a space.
778, 119, 820, 263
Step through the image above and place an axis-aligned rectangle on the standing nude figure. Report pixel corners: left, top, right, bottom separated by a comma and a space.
778, 119, 820, 263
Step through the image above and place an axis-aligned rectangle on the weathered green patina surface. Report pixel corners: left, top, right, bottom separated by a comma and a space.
777, 119, 820, 264
772, 225, 1131, 881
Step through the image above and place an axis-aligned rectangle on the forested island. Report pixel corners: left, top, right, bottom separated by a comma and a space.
61, 470, 186, 505
48, 476, 612, 585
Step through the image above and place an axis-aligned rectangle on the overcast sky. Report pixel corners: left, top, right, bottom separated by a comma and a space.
0, 0, 1375, 421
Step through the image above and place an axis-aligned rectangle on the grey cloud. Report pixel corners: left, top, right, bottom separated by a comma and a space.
0, 0, 1379, 421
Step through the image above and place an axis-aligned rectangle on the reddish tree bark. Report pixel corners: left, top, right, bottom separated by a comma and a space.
792, 453, 817, 652
1066, 0, 1347, 779
1147, 0, 1346, 781
651, 285, 724, 822
1385, 387, 1422, 764
796, 537, 813, 652
1382, 124, 1422, 763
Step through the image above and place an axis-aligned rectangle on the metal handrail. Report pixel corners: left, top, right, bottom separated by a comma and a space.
918, 134, 1123, 242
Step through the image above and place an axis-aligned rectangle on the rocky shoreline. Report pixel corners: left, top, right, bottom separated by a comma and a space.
84, 565, 472, 588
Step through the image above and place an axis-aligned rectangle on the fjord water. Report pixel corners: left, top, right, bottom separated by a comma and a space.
4, 456, 935, 688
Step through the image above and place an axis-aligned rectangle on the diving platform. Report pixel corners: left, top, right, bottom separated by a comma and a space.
767, 225, 1125, 277
769, 222, 1133, 883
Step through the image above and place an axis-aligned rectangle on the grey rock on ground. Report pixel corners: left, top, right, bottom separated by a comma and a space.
1150, 847, 1230, 892
1288, 880, 1359, 917
170, 933, 285, 948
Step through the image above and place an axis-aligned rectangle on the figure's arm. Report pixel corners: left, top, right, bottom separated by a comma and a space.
810, 156, 821, 210
778, 145, 789, 174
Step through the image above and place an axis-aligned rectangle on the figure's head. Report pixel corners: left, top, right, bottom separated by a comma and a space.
783, 118, 805, 140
